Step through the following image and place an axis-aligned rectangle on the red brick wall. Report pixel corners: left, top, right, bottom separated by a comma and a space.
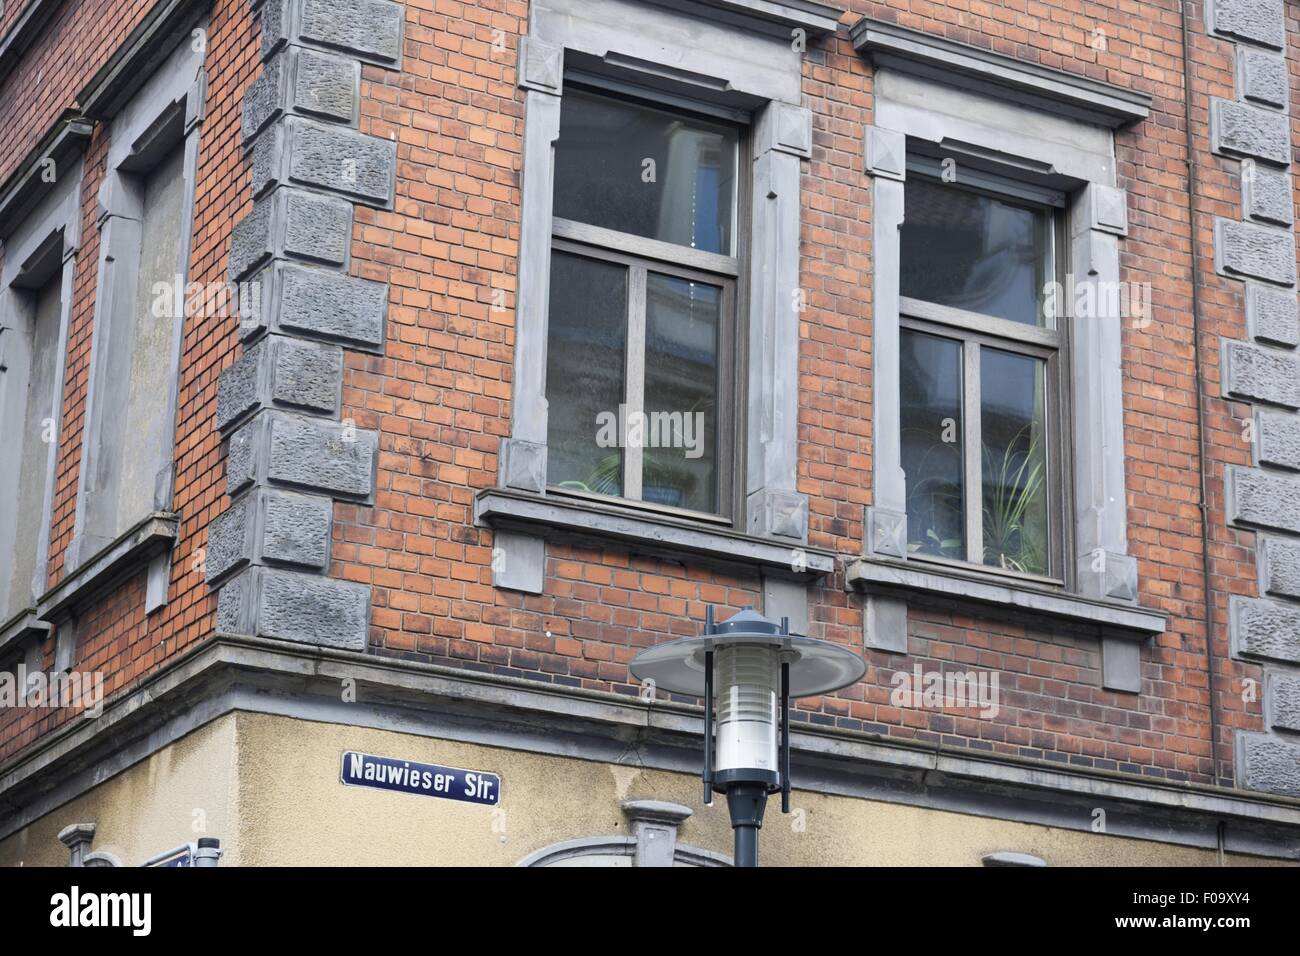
0, 0, 256, 762
0, 0, 1281, 788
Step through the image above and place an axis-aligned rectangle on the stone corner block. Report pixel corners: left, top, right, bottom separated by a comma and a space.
262, 0, 405, 69
245, 261, 388, 352
1256, 410, 1300, 471
1210, 99, 1290, 166
1266, 671, 1300, 733
1227, 466, 1300, 535
491, 530, 545, 594
229, 187, 353, 281
1221, 339, 1300, 408
216, 334, 345, 433
243, 45, 361, 144
1242, 164, 1293, 227
206, 486, 334, 585
746, 489, 809, 542
216, 565, 369, 650
1259, 535, 1300, 598
1229, 594, 1300, 664
1214, 218, 1297, 287
227, 410, 378, 501
1236, 732, 1300, 797
1238, 47, 1288, 109
1208, 0, 1286, 51
253, 115, 396, 207
1245, 283, 1299, 347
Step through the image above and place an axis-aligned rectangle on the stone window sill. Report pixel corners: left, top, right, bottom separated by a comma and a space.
474, 488, 834, 578
845, 556, 1167, 639
0, 609, 51, 659
36, 512, 179, 624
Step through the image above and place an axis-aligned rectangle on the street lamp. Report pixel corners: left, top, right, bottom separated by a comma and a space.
630, 606, 865, 867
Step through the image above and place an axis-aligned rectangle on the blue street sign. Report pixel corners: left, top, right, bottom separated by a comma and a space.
340, 751, 501, 806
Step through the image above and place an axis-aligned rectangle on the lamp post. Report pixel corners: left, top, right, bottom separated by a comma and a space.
630, 606, 865, 867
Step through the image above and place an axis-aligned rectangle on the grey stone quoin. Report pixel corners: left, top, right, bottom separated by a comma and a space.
210, 0, 404, 649
1210, 0, 1300, 797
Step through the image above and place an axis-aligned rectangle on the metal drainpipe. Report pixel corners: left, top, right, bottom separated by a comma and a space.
1178, 0, 1223, 786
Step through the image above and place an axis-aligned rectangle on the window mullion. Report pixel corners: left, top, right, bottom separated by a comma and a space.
623, 264, 648, 501
963, 341, 983, 566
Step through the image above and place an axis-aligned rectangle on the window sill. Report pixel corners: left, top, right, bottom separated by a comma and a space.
0, 608, 51, 659
474, 488, 834, 578
36, 512, 179, 625
845, 556, 1166, 639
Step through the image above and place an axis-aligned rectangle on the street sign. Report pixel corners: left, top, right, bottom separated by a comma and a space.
340, 751, 501, 806
143, 844, 193, 867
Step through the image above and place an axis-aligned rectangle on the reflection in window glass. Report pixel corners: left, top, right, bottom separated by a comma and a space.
900, 330, 964, 561
546, 252, 628, 496
552, 91, 738, 255
643, 274, 720, 513
981, 348, 1049, 575
900, 179, 1048, 326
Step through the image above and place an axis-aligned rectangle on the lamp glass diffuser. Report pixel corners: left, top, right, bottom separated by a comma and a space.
714, 645, 779, 773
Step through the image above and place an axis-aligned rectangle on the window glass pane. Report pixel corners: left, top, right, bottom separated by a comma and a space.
546, 252, 627, 496
553, 91, 738, 255
981, 348, 1050, 575
643, 274, 720, 513
901, 330, 964, 561
900, 179, 1048, 327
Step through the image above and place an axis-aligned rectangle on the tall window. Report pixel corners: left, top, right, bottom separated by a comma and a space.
545, 89, 740, 518
898, 173, 1067, 580
1, 270, 63, 622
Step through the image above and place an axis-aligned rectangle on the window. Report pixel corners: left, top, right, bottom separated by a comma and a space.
898, 174, 1068, 580
0, 147, 82, 629
544, 89, 740, 519
73, 30, 202, 573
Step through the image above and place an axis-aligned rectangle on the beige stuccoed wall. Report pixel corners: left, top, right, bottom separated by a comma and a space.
0, 713, 239, 867
1, 711, 1290, 866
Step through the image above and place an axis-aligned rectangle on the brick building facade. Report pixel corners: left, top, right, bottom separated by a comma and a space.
0, 0, 1298, 866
